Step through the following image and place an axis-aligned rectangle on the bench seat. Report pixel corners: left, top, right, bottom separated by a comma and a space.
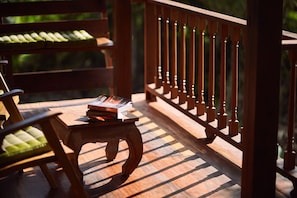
0, 30, 113, 54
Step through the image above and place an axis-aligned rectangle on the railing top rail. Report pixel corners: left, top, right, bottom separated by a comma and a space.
147, 0, 246, 27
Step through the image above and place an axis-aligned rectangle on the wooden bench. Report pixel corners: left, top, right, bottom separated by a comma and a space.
0, 0, 132, 98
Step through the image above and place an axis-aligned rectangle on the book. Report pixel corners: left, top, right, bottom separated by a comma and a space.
88, 112, 139, 122
87, 94, 132, 119
86, 109, 117, 120
86, 109, 117, 117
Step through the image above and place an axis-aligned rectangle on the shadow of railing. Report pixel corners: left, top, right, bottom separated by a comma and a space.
81, 106, 241, 197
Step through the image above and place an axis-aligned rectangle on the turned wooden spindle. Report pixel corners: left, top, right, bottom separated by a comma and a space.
228, 27, 240, 136
187, 16, 197, 110
170, 11, 179, 99
155, 16, 163, 88
217, 24, 229, 129
196, 18, 206, 116
162, 15, 170, 94
178, 14, 187, 105
206, 21, 217, 122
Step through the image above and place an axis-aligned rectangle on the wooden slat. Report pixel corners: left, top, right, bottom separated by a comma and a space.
12, 68, 113, 93
0, 20, 110, 37
0, 41, 114, 55
0, 0, 106, 17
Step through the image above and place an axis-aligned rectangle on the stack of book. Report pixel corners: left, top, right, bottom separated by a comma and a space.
86, 94, 135, 121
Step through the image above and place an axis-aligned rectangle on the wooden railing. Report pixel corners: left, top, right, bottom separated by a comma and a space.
144, 0, 297, 195
145, 0, 246, 149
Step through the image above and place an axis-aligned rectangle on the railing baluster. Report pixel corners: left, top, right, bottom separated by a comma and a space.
156, 15, 162, 88
206, 21, 217, 122
187, 15, 196, 110
229, 27, 240, 136
162, 8, 170, 94
196, 18, 206, 116
170, 9, 178, 99
217, 24, 228, 129
178, 13, 187, 104
284, 50, 297, 171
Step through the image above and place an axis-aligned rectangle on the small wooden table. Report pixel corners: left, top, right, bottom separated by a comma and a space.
49, 104, 143, 179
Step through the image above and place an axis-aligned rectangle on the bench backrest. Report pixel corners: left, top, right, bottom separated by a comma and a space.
0, 0, 109, 38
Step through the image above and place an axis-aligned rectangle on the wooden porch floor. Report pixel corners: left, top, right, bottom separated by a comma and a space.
0, 93, 293, 197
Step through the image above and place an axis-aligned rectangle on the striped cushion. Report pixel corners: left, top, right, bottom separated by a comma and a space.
0, 126, 51, 167
0, 30, 97, 51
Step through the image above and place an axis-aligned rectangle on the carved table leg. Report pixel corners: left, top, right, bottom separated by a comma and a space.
105, 139, 119, 161
68, 152, 84, 182
67, 142, 84, 181
122, 124, 143, 176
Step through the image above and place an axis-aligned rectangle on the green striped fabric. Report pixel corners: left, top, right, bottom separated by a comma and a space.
0, 126, 51, 167
0, 30, 96, 50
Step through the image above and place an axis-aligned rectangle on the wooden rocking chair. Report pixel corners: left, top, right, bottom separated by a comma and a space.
0, 72, 88, 197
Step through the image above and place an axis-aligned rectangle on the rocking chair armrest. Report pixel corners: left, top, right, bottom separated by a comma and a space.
0, 111, 62, 141
0, 89, 24, 101
0, 60, 8, 65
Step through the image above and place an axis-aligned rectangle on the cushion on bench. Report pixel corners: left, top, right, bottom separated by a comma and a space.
0, 30, 99, 51
0, 126, 51, 167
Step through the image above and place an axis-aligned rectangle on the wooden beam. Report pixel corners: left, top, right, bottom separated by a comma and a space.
242, 0, 283, 197
113, 0, 132, 99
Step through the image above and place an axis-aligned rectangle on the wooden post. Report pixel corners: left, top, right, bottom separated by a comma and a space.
284, 50, 297, 171
113, 0, 132, 99
242, 0, 283, 197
